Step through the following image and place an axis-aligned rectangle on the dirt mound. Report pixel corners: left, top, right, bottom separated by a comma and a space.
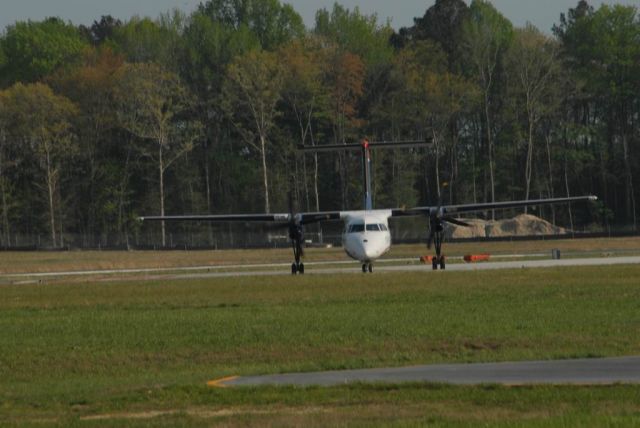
447, 214, 567, 239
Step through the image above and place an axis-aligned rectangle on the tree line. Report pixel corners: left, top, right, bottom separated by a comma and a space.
0, 0, 638, 248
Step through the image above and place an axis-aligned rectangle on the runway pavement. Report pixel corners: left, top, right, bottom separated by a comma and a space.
3, 255, 640, 283
158, 255, 640, 280
211, 356, 640, 387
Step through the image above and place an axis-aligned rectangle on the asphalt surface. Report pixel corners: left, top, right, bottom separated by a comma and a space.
3, 256, 640, 283
215, 356, 640, 387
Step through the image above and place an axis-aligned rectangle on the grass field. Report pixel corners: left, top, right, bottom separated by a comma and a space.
2, 260, 640, 426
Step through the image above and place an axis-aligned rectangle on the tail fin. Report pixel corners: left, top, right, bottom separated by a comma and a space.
299, 139, 431, 211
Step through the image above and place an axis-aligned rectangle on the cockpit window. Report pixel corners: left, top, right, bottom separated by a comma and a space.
349, 223, 365, 233
380, 224, 389, 231
366, 224, 381, 231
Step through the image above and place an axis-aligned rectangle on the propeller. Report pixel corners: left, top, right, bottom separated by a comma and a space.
426, 183, 471, 249
443, 217, 472, 228
286, 192, 304, 259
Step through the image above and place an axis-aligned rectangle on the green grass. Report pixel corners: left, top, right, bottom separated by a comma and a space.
2, 265, 640, 425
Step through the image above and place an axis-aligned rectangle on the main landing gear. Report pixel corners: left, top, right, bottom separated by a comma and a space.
428, 217, 446, 271
362, 262, 373, 273
290, 222, 305, 275
431, 255, 445, 271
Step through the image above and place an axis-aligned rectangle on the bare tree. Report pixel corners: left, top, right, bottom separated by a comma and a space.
223, 49, 285, 213
506, 25, 560, 211
115, 63, 201, 246
0, 83, 77, 247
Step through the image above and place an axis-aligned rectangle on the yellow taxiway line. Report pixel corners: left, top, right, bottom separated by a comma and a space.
206, 376, 239, 388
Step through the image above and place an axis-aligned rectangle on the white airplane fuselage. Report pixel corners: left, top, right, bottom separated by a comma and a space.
341, 210, 393, 263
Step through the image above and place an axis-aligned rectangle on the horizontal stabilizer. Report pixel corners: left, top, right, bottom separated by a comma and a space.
299, 140, 431, 153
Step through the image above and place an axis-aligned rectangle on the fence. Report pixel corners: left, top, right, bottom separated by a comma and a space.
0, 220, 637, 251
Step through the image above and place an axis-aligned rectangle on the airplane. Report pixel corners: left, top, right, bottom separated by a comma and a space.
140, 139, 597, 274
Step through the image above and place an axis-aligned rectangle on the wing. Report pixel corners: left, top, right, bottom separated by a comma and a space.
391, 196, 598, 218
139, 211, 343, 225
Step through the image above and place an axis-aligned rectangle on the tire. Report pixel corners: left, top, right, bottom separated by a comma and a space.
432, 257, 438, 270
291, 263, 298, 275
299, 263, 305, 275
362, 264, 367, 273
440, 256, 446, 270
368, 263, 373, 273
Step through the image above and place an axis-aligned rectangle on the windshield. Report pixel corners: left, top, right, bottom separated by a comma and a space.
347, 223, 388, 233
348, 223, 365, 233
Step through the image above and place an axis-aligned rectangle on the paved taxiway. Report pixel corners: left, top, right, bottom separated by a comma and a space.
212, 356, 640, 387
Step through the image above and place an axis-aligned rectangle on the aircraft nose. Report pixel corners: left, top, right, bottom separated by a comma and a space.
362, 239, 379, 260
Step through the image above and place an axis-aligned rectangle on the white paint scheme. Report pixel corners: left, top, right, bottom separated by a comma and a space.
340, 210, 393, 263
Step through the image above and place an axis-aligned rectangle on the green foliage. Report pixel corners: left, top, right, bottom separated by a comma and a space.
79, 15, 123, 45
110, 13, 186, 72
182, 10, 259, 98
397, 0, 469, 62
0, 82, 78, 245
114, 63, 196, 146
0, 18, 88, 87
0, 1, 638, 244
223, 49, 285, 212
314, 3, 394, 66
197, 0, 305, 50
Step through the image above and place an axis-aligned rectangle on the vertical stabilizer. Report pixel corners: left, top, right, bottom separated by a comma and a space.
361, 140, 373, 211
298, 139, 431, 213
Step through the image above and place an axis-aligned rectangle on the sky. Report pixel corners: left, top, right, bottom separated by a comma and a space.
0, 0, 638, 34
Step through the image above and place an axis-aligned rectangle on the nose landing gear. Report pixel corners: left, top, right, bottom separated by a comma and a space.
291, 262, 305, 275
362, 262, 373, 273
431, 255, 445, 271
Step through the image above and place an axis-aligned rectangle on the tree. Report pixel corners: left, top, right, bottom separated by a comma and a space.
50, 48, 127, 240
280, 38, 331, 213
223, 49, 284, 213
588, 5, 640, 228
79, 15, 123, 45
110, 14, 185, 72
461, 0, 514, 217
0, 18, 88, 87
395, 41, 478, 202
554, 3, 640, 227
181, 9, 259, 229
314, 4, 394, 66
0, 111, 13, 245
196, 0, 305, 50
394, 0, 469, 65
323, 50, 366, 209
0, 83, 77, 247
506, 25, 561, 208
114, 63, 200, 246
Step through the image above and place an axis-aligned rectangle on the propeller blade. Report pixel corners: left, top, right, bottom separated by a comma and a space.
288, 191, 294, 216
443, 217, 472, 228
426, 229, 434, 249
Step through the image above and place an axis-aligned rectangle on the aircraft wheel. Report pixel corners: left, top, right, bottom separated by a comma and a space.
362, 263, 367, 273
368, 263, 373, 273
432, 257, 438, 271
291, 263, 298, 275
439, 256, 446, 270
299, 263, 305, 275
